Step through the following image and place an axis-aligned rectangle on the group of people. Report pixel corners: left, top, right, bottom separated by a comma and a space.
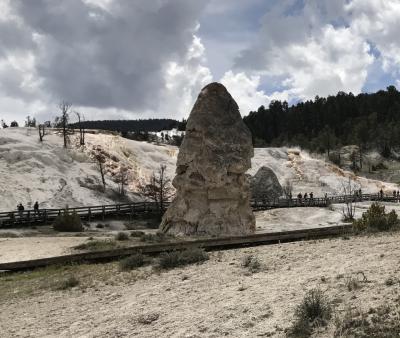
296, 192, 314, 201
17, 201, 40, 217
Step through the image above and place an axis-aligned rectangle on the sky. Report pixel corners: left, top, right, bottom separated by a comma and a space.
1, 0, 400, 124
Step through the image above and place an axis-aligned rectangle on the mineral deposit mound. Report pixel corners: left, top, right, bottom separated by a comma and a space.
160, 82, 255, 236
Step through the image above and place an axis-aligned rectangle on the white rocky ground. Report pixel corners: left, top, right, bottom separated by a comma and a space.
1, 231, 399, 337
1, 127, 398, 212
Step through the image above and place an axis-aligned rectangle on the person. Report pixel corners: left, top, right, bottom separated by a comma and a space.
394, 190, 397, 198
379, 188, 384, 199
17, 203, 24, 218
397, 190, 400, 199
34, 201, 39, 216
297, 193, 302, 204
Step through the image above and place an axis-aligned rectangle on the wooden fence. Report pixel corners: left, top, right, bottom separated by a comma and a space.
0, 193, 398, 228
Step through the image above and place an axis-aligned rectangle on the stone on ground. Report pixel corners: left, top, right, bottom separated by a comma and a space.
160, 82, 255, 236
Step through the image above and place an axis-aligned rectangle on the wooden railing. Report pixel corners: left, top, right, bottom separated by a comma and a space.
0, 193, 398, 228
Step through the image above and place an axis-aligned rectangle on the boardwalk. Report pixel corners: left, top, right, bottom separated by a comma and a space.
0, 193, 398, 228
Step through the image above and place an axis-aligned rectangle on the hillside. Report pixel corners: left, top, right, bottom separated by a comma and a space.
0, 128, 398, 212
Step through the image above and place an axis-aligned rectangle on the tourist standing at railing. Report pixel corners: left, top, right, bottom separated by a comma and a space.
397, 190, 400, 201
34, 201, 39, 216
17, 203, 24, 218
379, 189, 384, 200
297, 193, 302, 205
310, 192, 314, 205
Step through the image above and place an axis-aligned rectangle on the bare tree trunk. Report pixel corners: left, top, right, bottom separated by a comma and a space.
38, 124, 45, 142
59, 101, 71, 148
75, 111, 85, 146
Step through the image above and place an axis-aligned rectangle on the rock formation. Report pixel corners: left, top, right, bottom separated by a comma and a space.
250, 166, 283, 200
160, 82, 255, 236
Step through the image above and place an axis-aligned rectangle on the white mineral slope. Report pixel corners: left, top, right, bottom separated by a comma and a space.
0, 128, 176, 212
0, 128, 397, 212
251, 147, 399, 196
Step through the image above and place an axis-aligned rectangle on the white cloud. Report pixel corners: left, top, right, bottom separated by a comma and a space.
346, 0, 400, 75
221, 71, 287, 114
234, 1, 376, 103
162, 35, 213, 119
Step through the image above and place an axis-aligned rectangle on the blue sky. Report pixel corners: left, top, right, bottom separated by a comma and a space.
0, 0, 399, 123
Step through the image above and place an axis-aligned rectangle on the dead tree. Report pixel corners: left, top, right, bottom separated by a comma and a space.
116, 166, 129, 196
59, 101, 71, 148
94, 153, 106, 192
139, 164, 174, 214
341, 178, 360, 221
75, 111, 85, 146
38, 124, 46, 142
282, 179, 293, 199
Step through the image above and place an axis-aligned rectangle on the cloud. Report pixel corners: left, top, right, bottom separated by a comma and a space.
1, 0, 400, 123
233, 0, 375, 102
162, 35, 213, 119
2, 0, 208, 121
346, 0, 400, 75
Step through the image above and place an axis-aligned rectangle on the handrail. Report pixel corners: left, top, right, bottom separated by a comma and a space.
0, 193, 398, 227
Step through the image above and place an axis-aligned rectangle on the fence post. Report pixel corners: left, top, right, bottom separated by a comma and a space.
102, 206, 105, 221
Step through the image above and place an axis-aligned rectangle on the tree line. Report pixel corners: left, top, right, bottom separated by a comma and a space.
69, 118, 186, 133
243, 86, 400, 157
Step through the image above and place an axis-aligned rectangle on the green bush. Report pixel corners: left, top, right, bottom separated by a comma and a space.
353, 203, 400, 233
157, 247, 209, 270
53, 209, 83, 232
119, 253, 145, 271
288, 289, 332, 337
115, 232, 129, 241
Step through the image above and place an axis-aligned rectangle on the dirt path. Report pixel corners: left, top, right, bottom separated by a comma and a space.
1, 232, 399, 337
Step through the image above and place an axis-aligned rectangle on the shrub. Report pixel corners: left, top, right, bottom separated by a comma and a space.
130, 230, 145, 237
158, 250, 181, 269
53, 209, 83, 232
115, 232, 129, 241
334, 305, 400, 337
288, 289, 332, 337
55, 275, 79, 290
179, 247, 209, 265
242, 254, 262, 273
157, 247, 209, 270
96, 223, 104, 229
345, 277, 361, 291
119, 252, 145, 271
353, 203, 400, 233
140, 232, 173, 243
74, 239, 119, 251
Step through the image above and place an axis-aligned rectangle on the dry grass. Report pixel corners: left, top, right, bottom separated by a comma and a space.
0, 262, 147, 302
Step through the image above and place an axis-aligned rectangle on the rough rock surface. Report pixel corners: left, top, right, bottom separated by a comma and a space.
160, 82, 255, 236
250, 166, 283, 200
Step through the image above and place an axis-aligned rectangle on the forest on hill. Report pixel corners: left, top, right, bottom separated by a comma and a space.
243, 86, 400, 157
69, 118, 184, 133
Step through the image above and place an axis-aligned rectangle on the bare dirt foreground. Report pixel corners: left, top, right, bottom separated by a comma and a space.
1, 232, 400, 337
